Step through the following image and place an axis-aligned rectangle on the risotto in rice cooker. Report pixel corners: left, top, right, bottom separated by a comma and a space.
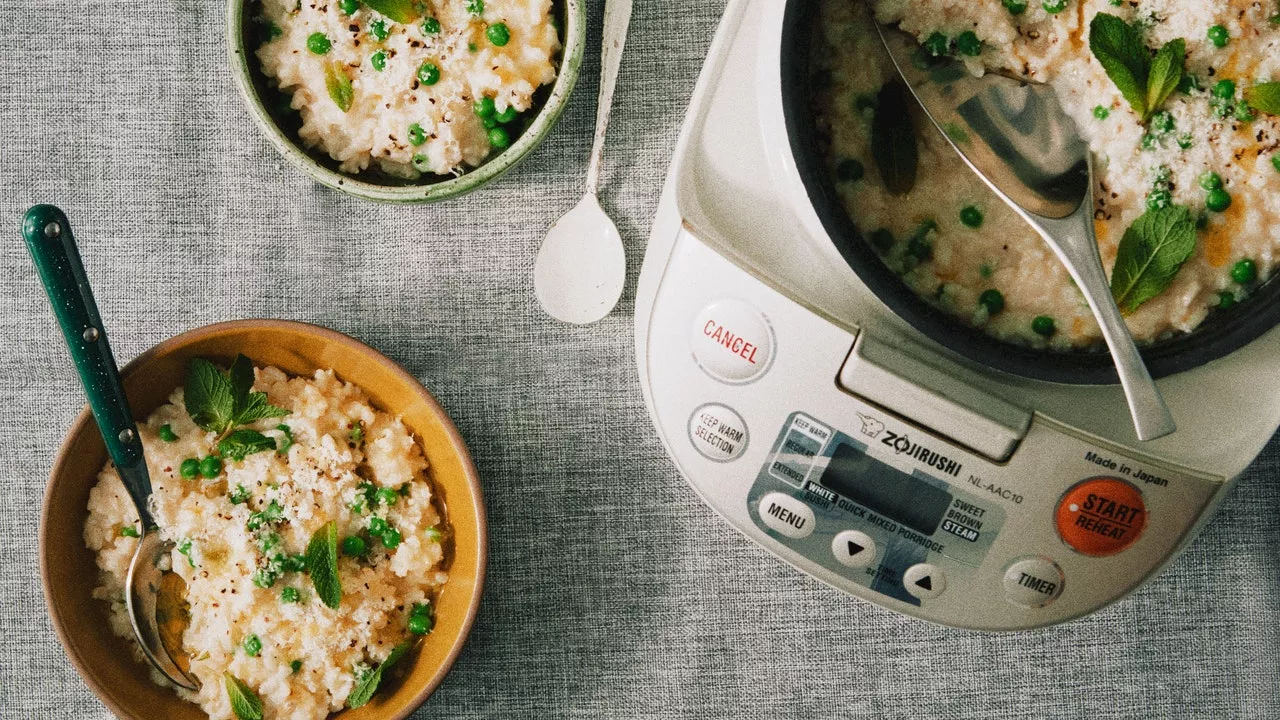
811, 0, 1280, 350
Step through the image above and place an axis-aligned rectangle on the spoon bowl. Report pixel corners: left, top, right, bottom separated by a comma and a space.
535, 194, 627, 324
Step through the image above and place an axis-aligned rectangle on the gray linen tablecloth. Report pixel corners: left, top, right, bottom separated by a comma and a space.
2, 1, 1277, 718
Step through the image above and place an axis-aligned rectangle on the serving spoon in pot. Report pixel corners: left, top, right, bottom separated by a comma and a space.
870, 22, 1176, 441
23, 205, 200, 690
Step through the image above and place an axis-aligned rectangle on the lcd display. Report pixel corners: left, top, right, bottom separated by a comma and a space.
819, 442, 953, 535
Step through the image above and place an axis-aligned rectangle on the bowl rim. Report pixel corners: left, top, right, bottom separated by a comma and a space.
226, 0, 586, 204
39, 318, 488, 720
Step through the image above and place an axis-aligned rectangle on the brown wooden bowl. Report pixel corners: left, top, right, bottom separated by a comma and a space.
40, 319, 487, 720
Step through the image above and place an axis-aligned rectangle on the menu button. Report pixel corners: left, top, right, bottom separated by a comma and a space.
757, 492, 815, 539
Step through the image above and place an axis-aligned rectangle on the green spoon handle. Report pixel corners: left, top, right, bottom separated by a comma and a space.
23, 205, 154, 527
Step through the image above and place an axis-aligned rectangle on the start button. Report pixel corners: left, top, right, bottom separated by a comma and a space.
690, 299, 774, 384
1055, 477, 1146, 557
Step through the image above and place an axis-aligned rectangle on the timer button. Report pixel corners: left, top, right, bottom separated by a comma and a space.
1002, 556, 1065, 608
690, 299, 775, 384
1055, 477, 1146, 557
903, 563, 946, 600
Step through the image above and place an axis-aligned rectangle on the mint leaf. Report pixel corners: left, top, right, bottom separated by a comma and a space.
275, 424, 294, 455
871, 81, 918, 195
235, 392, 291, 425
1090, 13, 1150, 120
305, 521, 342, 609
1110, 205, 1197, 313
218, 429, 277, 462
347, 640, 414, 709
363, 0, 422, 23
224, 674, 263, 720
185, 358, 236, 433
1244, 82, 1280, 116
1145, 38, 1184, 119
324, 62, 354, 112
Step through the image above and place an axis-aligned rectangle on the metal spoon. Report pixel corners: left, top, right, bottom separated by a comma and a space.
871, 26, 1176, 441
534, 0, 632, 324
22, 205, 200, 690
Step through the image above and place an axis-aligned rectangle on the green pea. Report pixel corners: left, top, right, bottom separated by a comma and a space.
1231, 258, 1257, 284
199, 455, 222, 478
1217, 291, 1236, 309
1176, 134, 1194, 150
978, 289, 1005, 315
408, 122, 426, 145
1207, 24, 1229, 48
421, 17, 441, 34
1031, 315, 1056, 337
959, 205, 984, 228
179, 458, 200, 480
474, 96, 496, 117
251, 567, 277, 589
1198, 172, 1222, 191
465, 0, 484, 15
407, 610, 433, 635
1205, 187, 1232, 212
1042, 0, 1067, 13
494, 105, 518, 124
868, 229, 894, 251
371, 50, 387, 71
1211, 79, 1235, 99
306, 32, 332, 55
487, 22, 511, 47
1234, 101, 1255, 123
243, 634, 262, 657
488, 126, 511, 149
1140, 133, 1158, 151
412, 153, 430, 171
416, 62, 440, 86
376, 487, 399, 506
290, 660, 303, 674
229, 485, 251, 504
158, 424, 178, 442
1146, 189, 1171, 211
339, 0, 359, 14
468, 41, 478, 52
281, 586, 300, 603
836, 158, 864, 182
1092, 105, 1110, 120
955, 31, 982, 57
1272, 155, 1280, 173
1150, 111, 1175, 134
369, 19, 390, 42
369, 516, 388, 535
119, 525, 141, 538
341, 535, 368, 557
1001, 0, 1027, 14
922, 32, 949, 57
381, 527, 402, 549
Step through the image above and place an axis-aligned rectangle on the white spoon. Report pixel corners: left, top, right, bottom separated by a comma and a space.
534, 0, 632, 324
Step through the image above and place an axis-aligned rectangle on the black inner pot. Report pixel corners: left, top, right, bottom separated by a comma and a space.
779, 0, 1280, 385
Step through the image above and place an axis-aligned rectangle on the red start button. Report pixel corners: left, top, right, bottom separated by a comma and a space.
1055, 477, 1146, 557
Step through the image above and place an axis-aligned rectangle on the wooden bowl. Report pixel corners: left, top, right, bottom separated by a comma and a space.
40, 320, 487, 720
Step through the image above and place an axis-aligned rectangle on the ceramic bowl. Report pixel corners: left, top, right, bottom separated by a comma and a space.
41, 320, 487, 720
227, 0, 585, 203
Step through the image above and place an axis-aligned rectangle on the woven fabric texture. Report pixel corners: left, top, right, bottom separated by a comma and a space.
1, 0, 1277, 718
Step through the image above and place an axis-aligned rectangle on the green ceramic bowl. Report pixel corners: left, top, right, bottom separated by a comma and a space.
228, 0, 584, 203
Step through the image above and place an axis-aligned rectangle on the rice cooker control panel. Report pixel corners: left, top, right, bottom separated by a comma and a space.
644, 228, 1227, 629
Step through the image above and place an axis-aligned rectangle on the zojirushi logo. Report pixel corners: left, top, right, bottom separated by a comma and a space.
880, 431, 962, 477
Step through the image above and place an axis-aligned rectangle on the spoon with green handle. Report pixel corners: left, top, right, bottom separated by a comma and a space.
22, 205, 200, 690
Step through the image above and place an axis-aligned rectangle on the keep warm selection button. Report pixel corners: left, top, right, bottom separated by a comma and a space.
690, 299, 775, 384
1055, 477, 1146, 557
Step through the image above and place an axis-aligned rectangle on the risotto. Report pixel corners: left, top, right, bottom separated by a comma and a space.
254, 0, 561, 177
84, 357, 449, 720
812, 0, 1280, 348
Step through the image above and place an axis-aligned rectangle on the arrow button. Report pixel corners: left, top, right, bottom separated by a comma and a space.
831, 530, 877, 569
903, 563, 946, 600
